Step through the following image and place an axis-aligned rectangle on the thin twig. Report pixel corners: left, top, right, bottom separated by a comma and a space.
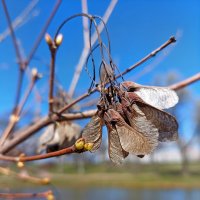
82, 0, 90, 49
0, 0, 39, 42
0, 72, 39, 147
0, 167, 50, 185
68, 0, 118, 97
25, 0, 62, 66
2, 0, 24, 69
169, 73, 200, 90
2, 0, 26, 109
48, 45, 57, 113
0, 190, 53, 199
0, 145, 75, 162
116, 36, 176, 79
0, 109, 96, 154
0, 1, 61, 149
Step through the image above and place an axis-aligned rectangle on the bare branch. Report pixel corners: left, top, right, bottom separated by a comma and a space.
0, 145, 75, 162
0, 0, 39, 42
169, 73, 200, 90
25, 0, 62, 66
0, 109, 96, 154
0, 190, 53, 199
82, 0, 90, 48
0, 70, 40, 147
1, 0, 24, 69
0, 166, 50, 185
116, 36, 176, 79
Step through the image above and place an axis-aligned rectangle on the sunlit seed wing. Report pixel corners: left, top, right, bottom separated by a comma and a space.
126, 92, 178, 142
104, 112, 129, 164
105, 122, 129, 164
37, 125, 55, 153
106, 109, 159, 155
120, 81, 179, 109
134, 87, 178, 109
82, 113, 103, 152
100, 62, 114, 84
135, 100, 178, 142
115, 102, 128, 122
63, 123, 81, 141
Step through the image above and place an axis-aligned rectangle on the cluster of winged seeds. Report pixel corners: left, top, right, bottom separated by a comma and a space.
82, 81, 179, 164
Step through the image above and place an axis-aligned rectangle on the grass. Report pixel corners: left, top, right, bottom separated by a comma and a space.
1, 162, 200, 189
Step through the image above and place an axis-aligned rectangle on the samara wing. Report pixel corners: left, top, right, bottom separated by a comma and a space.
126, 92, 178, 142
120, 81, 178, 110
106, 109, 159, 155
104, 117, 129, 164
82, 113, 103, 152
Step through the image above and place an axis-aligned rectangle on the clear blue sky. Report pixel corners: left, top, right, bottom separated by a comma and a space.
0, 0, 199, 123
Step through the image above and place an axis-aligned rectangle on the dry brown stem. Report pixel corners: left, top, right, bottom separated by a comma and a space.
0, 190, 53, 199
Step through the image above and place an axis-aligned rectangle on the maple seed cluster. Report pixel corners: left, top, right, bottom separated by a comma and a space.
81, 81, 179, 164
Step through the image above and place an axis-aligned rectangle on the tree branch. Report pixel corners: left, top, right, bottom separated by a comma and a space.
0, 0, 39, 42
0, 109, 96, 154
169, 73, 200, 90
0, 70, 40, 147
0, 166, 50, 185
2, 0, 24, 69
0, 190, 53, 199
116, 36, 176, 79
25, 0, 62, 66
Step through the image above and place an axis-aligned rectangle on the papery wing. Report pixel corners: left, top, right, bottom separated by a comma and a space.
82, 113, 103, 151
120, 81, 178, 109
37, 125, 55, 153
135, 100, 178, 142
106, 109, 158, 155
39, 125, 55, 145
134, 87, 178, 109
106, 122, 129, 164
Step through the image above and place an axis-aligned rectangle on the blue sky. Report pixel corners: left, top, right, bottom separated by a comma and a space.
0, 0, 199, 137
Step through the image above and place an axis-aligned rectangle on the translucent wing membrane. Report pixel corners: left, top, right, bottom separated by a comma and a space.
135, 87, 178, 109
105, 121, 129, 164
126, 92, 178, 142
82, 113, 103, 152
106, 109, 159, 155
121, 81, 179, 109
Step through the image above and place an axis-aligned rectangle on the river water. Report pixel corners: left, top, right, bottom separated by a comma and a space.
59, 188, 200, 200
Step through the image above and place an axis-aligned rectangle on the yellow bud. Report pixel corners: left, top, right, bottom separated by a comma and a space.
41, 177, 50, 185
55, 34, 63, 46
31, 68, 38, 76
75, 138, 85, 150
19, 153, 26, 157
84, 143, 94, 151
17, 161, 24, 168
46, 194, 54, 200
10, 115, 19, 123
45, 33, 53, 46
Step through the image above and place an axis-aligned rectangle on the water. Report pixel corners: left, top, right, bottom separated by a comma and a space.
59, 188, 200, 200
2, 188, 200, 200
